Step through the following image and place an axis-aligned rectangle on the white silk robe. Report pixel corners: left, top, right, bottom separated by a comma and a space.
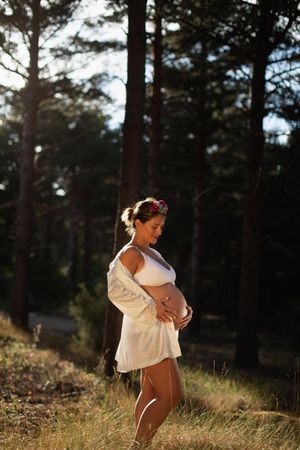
107, 251, 181, 372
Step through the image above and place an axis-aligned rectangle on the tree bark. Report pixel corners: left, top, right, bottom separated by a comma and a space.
11, 0, 41, 328
148, 0, 163, 197
102, 0, 147, 376
83, 209, 93, 284
190, 39, 208, 335
43, 180, 54, 264
235, 0, 275, 368
68, 172, 80, 294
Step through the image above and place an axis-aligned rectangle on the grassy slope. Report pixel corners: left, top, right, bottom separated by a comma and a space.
0, 316, 299, 450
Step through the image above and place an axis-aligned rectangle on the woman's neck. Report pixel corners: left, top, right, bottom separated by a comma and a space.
130, 237, 149, 250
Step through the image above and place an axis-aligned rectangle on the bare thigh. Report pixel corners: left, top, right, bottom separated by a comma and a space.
143, 358, 183, 406
140, 368, 156, 396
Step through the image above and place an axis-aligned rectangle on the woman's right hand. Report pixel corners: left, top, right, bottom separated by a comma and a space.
156, 296, 178, 323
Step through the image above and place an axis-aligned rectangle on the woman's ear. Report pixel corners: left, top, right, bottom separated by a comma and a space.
135, 218, 142, 229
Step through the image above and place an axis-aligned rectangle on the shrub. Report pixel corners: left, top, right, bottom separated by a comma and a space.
68, 282, 107, 351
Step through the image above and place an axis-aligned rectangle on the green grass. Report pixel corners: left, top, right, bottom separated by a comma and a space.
0, 316, 299, 450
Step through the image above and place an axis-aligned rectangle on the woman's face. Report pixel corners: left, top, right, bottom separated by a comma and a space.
135, 215, 166, 245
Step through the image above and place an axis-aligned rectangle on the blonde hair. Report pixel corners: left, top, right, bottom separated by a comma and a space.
121, 197, 167, 236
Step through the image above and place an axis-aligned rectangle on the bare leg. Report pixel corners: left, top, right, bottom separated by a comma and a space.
133, 358, 183, 447
135, 369, 156, 426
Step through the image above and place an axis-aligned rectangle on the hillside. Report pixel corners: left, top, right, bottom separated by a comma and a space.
0, 315, 299, 450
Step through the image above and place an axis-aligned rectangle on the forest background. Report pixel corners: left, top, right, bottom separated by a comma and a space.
0, 0, 300, 376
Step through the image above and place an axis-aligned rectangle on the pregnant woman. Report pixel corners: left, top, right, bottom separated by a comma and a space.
107, 197, 193, 448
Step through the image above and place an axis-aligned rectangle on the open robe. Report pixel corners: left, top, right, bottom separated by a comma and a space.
107, 253, 182, 372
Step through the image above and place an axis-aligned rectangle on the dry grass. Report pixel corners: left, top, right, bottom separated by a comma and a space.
4, 386, 299, 450
1, 316, 300, 450
0, 314, 30, 344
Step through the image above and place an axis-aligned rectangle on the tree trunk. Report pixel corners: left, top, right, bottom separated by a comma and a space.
83, 209, 93, 284
11, 0, 41, 328
190, 40, 208, 335
235, 0, 275, 368
148, 0, 163, 197
102, 0, 147, 376
43, 180, 54, 264
68, 172, 79, 294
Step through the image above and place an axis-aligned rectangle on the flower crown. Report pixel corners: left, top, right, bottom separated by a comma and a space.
149, 199, 168, 215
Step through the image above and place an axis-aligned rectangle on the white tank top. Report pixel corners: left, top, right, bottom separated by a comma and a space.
131, 247, 176, 286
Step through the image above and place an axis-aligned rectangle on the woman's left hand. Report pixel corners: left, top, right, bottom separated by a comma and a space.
176, 305, 193, 330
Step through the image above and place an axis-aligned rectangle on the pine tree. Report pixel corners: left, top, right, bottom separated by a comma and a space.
235, 0, 299, 368
102, 0, 148, 376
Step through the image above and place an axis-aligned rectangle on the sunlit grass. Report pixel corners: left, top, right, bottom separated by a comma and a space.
1, 317, 300, 450
0, 314, 30, 344
180, 364, 294, 413
4, 382, 299, 450
3, 369, 300, 450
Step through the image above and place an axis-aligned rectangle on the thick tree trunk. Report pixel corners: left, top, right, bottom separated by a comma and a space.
148, 0, 162, 197
235, 0, 275, 368
11, 0, 41, 328
190, 40, 208, 335
102, 0, 147, 376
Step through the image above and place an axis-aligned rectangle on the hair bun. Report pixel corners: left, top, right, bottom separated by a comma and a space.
121, 207, 134, 227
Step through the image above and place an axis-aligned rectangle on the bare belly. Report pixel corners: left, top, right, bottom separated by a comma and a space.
142, 283, 188, 323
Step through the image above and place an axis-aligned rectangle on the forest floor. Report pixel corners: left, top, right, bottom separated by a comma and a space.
0, 313, 299, 450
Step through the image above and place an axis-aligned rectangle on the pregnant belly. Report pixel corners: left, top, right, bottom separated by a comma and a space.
142, 283, 188, 322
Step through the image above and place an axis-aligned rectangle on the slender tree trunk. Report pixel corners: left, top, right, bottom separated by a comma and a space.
83, 209, 93, 284
148, 0, 162, 196
11, 0, 41, 328
235, 0, 275, 368
68, 172, 79, 294
190, 40, 208, 335
102, 0, 147, 376
43, 181, 54, 264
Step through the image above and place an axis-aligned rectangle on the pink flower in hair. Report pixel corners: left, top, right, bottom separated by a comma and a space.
150, 200, 168, 214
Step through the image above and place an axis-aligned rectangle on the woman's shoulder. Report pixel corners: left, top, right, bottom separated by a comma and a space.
120, 245, 140, 258
119, 244, 143, 273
